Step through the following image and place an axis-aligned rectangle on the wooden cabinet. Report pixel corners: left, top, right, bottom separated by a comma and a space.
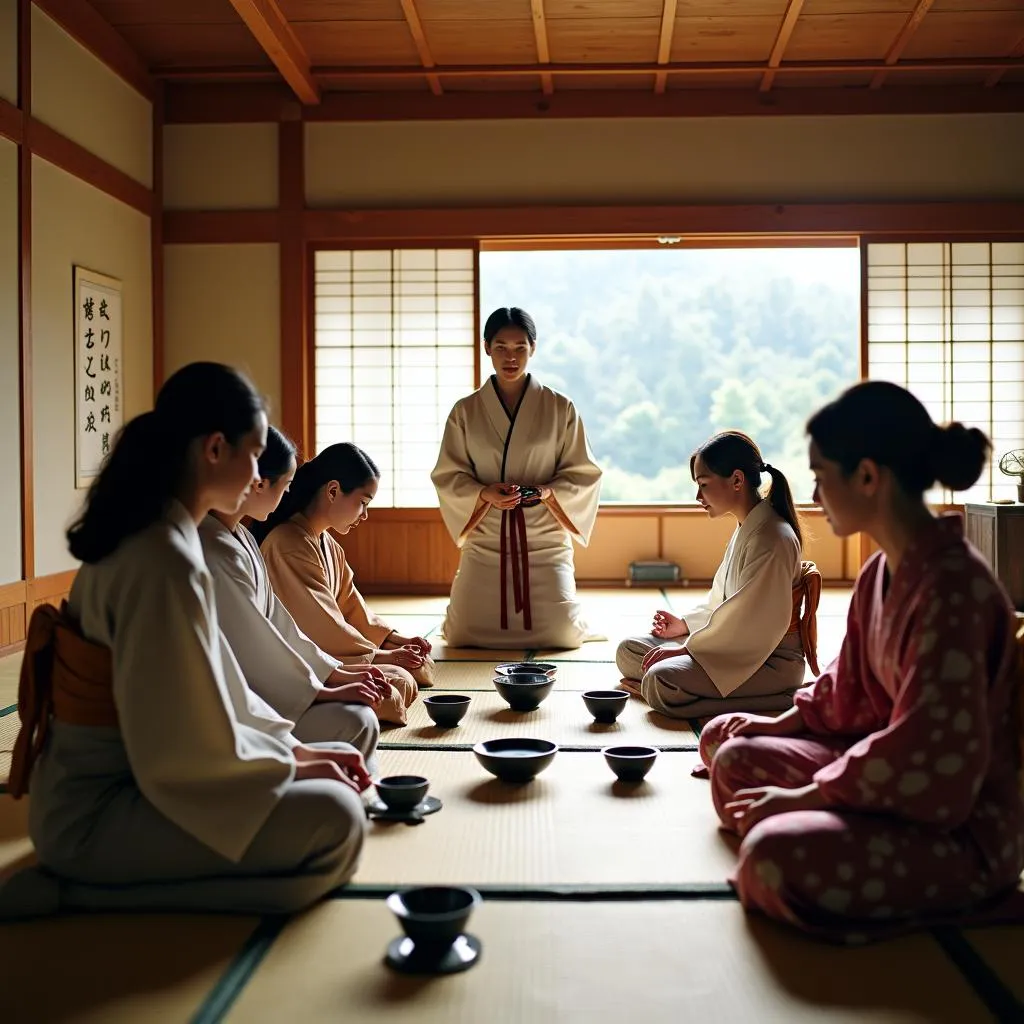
964, 503, 1024, 611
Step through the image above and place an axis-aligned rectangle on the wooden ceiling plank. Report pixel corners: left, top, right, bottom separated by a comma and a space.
227, 0, 320, 103
398, 0, 442, 95
870, 0, 937, 90
760, 0, 806, 93
654, 0, 677, 95
986, 29, 1024, 88
530, 0, 554, 96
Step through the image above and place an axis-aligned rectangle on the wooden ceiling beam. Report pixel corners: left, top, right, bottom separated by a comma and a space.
530, 0, 554, 96
398, 0, 442, 96
654, 0, 678, 95
760, 0, 806, 93
870, 0, 936, 90
987, 31, 1024, 88
227, 0, 319, 104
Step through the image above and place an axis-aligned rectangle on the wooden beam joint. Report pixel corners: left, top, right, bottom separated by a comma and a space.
228, 0, 320, 105
871, 0, 937, 90
654, 0, 678, 95
399, 0, 442, 96
761, 0, 806, 93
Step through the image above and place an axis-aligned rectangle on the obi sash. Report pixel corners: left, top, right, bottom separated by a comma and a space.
499, 506, 531, 632
9, 602, 116, 799
789, 560, 822, 676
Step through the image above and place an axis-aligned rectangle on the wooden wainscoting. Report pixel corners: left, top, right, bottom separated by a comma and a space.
342, 506, 858, 595
0, 570, 78, 655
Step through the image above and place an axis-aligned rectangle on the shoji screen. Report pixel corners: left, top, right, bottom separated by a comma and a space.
866, 242, 1024, 502
314, 249, 477, 507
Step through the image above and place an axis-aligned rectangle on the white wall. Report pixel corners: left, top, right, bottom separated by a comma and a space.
31, 5, 152, 187
32, 158, 152, 576
0, 138, 21, 584
163, 123, 278, 209
306, 114, 1024, 207
164, 244, 281, 418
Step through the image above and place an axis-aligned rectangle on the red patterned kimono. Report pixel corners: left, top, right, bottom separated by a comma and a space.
701, 514, 1024, 942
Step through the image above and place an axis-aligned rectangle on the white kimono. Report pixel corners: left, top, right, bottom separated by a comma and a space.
681, 499, 801, 696
431, 374, 602, 649
199, 516, 338, 722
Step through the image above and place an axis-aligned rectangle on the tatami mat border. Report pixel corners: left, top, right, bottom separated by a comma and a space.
931, 926, 1024, 1024
1, 704, 15, 717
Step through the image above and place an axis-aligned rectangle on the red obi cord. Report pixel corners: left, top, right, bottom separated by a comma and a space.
499, 506, 532, 631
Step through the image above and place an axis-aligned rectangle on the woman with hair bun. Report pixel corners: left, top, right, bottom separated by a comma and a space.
431, 306, 603, 649
617, 430, 819, 720
701, 381, 1024, 942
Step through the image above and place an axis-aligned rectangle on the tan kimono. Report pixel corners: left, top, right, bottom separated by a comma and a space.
431, 374, 603, 649
260, 515, 425, 725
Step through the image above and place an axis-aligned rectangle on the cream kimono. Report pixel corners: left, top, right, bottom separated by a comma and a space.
1, 502, 365, 918
198, 516, 379, 761
617, 499, 806, 718
431, 374, 602, 649
260, 515, 425, 725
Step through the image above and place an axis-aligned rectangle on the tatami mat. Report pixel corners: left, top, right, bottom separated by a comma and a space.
370, 596, 450, 615
357, 750, 728, 888
0, 711, 17, 788
226, 900, 986, 1024
429, 643, 531, 663
0, 795, 32, 879
0, 913, 258, 1022
0, 652, 19, 710
430, 659, 622, 692
389, 690, 696, 750
963, 926, 1024, 1004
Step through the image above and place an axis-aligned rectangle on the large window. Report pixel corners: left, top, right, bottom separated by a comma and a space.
314, 248, 476, 507
479, 247, 860, 502
867, 242, 1024, 503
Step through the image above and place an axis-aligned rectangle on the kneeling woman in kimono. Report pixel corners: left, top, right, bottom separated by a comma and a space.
1, 363, 370, 918
255, 443, 432, 727
200, 425, 384, 766
431, 306, 603, 649
701, 382, 1024, 942
617, 431, 817, 719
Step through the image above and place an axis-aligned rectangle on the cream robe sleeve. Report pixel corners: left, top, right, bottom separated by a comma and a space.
542, 399, 603, 546
432, 402, 490, 546
325, 532, 393, 648
684, 525, 799, 697
681, 557, 728, 636
262, 523, 378, 663
202, 523, 324, 723
107, 545, 296, 863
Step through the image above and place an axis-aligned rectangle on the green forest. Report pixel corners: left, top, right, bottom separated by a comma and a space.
479, 248, 860, 503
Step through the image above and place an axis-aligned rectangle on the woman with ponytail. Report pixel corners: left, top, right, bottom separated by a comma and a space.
256, 443, 432, 727
200, 426, 384, 766
2, 363, 368, 919
702, 382, 1024, 943
617, 431, 818, 720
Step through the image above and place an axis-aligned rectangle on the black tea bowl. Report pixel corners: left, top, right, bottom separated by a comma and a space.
387, 886, 482, 955
473, 738, 558, 782
582, 690, 629, 724
495, 661, 558, 680
492, 674, 554, 712
376, 775, 430, 811
423, 694, 471, 728
603, 745, 659, 783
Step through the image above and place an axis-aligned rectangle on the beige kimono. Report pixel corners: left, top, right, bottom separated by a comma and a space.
431, 374, 603, 649
260, 515, 425, 726
1, 501, 365, 918
198, 516, 379, 763
617, 499, 806, 718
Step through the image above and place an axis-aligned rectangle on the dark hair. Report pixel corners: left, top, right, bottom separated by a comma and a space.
483, 307, 537, 346
252, 442, 379, 545
67, 363, 265, 563
807, 381, 990, 496
690, 430, 802, 546
258, 425, 298, 484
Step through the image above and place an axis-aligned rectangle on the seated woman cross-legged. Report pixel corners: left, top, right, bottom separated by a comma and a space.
1, 363, 370, 919
617, 431, 819, 720
701, 382, 1024, 943
253, 443, 433, 728
200, 425, 384, 770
